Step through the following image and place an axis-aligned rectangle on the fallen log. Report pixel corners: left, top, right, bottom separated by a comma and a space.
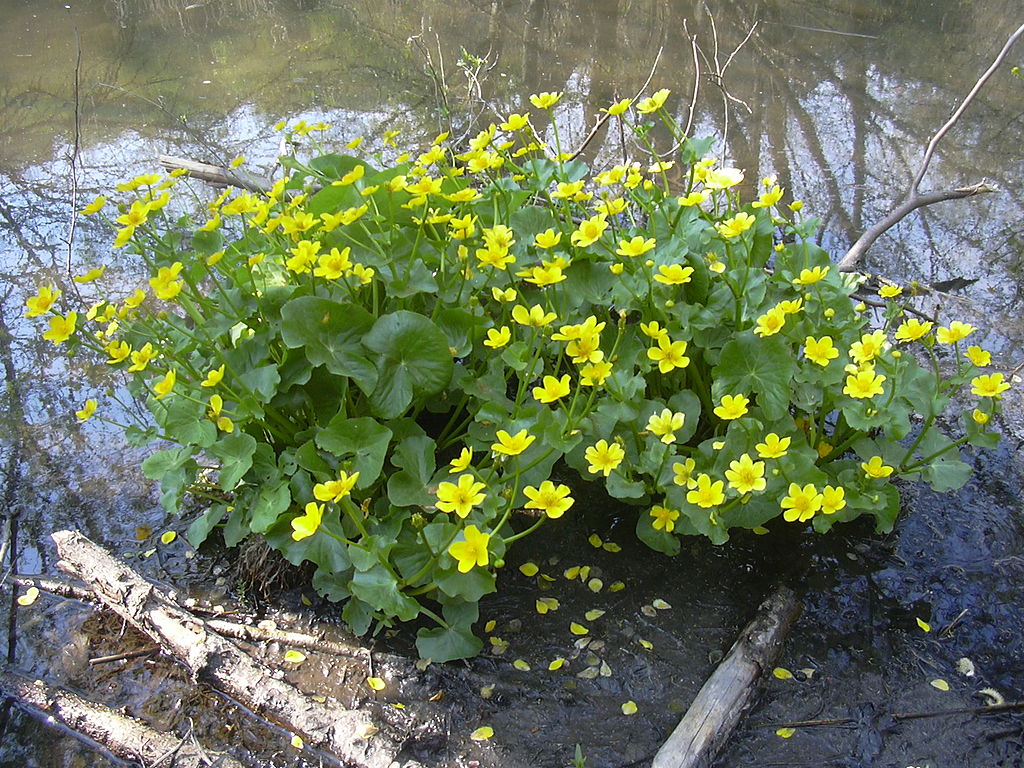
51, 530, 409, 768
0, 666, 243, 768
159, 154, 274, 192
651, 584, 801, 768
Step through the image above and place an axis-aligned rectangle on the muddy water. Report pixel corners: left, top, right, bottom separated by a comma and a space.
1, 0, 1023, 766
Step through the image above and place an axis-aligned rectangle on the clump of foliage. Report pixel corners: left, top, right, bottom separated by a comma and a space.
30, 90, 1009, 660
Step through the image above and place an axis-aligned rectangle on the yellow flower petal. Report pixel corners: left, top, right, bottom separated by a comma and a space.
519, 562, 539, 577
569, 622, 589, 636
621, 700, 638, 715
773, 667, 794, 680
776, 727, 796, 739
291, 734, 304, 749
930, 678, 950, 691
584, 609, 605, 621
284, 650, 306, 664
367, 676, 386, 691
513, 659, 531, 671
17, 587, 39, 607
916, 617, 931, 632
470, 726, 494, 741
588, 534, 603, 548
587, 578, 603, 593
159, 530, 177, 545
548, 658, 565, 671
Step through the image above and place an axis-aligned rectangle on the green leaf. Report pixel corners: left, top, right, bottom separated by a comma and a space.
142, 447, 198, 515
350, 564, 420, 621
435, 565, 496, 602
250, 480, 291, 533
636, 510, 681, 555
712, 334, 796, 422
157, 397, 217, 448
388, 435, 437, 507
239, 364, 281, 401
208, 433, 258, 491
264, 510, 352, 572
415, 623, 483, 662
315, 416, 392, 488
280, 297, 377, 392
186, 504, 228, 548
362, 311, 454, 419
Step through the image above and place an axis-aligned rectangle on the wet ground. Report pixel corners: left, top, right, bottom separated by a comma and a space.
2, 1, 1023, 766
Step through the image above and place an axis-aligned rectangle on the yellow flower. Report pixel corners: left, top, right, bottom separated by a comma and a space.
552, 180, 586, 199
351, 264, 375, 285
878, 284, 903, 299
570, 214, 609, 249
849, 330, 888, 364
105, 340, 131, 364
25, 285, 61, 317
672, 458, 696, 488
972, 408, 990, 425
777, 298, 804, 315
149, 262, 184, 301
291, 502, 323, 541
713, 394, 749, 420
803, 336, 839, 366
725, 454, 766, 494
654, 264, 694, 285
895, 319, 933, 343
313, 471, 360, 503
820, 485, 846, 515
935, 321, 975, 345
153, 369, 176, 399
781, 483, 822, 522
74, 266, 106, 284
603, 98, 633, 116
636, 88, 670, 114
313, 247, 353, 280
484, 326, 512, 349
449, 525, 490, 572
646, 408, 685, 444
491, 286, 517, 302
964, 345, 991, 367
500, 113, 530, 131
116, 200, 151, 228
81, 195, 107, 215
216, 416, 235, 433
971, 373, 1010, 398
594, 197, 627, 216
287, 240, 321, 274
861, 456, 894, 479
436, 474, 487, 518
616, 236, 656, 258
640, 321, 669, 341
75, 399, 97, 423
843, 368, 886, 399
703, 167, 744, 190
579, 360, 612, 386
492, 429, 536, 456
529, 91, 562, 109
534, 229, 563, 249
585, 440, 625, 476
449, 448, 473, 473
687, 474, 725, 508
754, 308, 786, 337
650, 505, 680, 532
715, 213, 756, 239
755, 433, 791, 459
42, 311, 77, 345
677, 191, 709, 207
113, 225, 135, 249
128, 343, 156, 372
647, 336, 690, 373
512, 304, 557, 328
751, 185, 783, 209
520, 264, 566, 287
792, 266, 829, 285
523, 481, 574, 518
533, 374, 571, 404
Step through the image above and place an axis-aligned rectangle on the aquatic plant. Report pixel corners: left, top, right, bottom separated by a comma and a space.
31, 90, 1008, 660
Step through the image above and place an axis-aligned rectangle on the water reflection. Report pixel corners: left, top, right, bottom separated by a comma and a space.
1, 0, 1022, 765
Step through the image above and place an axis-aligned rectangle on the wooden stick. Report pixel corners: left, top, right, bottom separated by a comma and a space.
651, 584, 801, 768
51, 530, 405, 768
88, 646, 161, 665
0, 666, 244, 768
771, 700, 1024, 729
158, 155, 274, 193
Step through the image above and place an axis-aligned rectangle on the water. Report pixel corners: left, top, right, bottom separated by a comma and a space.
1, 1, 1022, 766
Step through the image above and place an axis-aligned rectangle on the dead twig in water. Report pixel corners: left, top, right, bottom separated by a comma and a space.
837, 22, 1024, 271
771, 700, 1024, 729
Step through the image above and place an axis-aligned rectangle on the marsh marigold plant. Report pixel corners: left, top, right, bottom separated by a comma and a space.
32, 89, 1009, 660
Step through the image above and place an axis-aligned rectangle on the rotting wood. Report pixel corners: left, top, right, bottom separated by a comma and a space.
651, 584, 801, 768
159, 154, 274, 193
0, 666, 244, 768
51, 530, 411, 768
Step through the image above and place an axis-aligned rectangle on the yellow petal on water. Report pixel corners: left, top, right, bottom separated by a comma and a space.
621, 700, 638, 715
773, 667, 794, 680
570, 622, 589, 636
576, 666, 599, 679
470, 726, 494, 741
916, 617, 931, 632
17, 587, 39, 607
355, 722, 379, 739
799, 668, 816, 679
587, 578, 603, 593
300, 594, 312, 606
641, 605, 657, 617
367, 677, 386, 691
540, 573, 556, 582
513, 659, 531, 671
480, 684, 495, 699
415, 657, 432, 671
519, 562, 539, 577
588, 534, 603, 548
578, 566, 591, 581
930, 678, 950, 691
599, 661, 612, 677
638, 638, 653, 651
284, 650, 306, 664
484, 620, 497, 633
602, 542, 622, 553
652, 598, 671, 610
160, 530, 177, 545
290, 735, 304, 749
311, 695, 327, 703
428, 690, 444, 702
141, 548, 156, 558
564, 566, 581, 580
536, 599, 549, 615
609, 581, 625, 592
584, 609, 605, 622
776, 728, 796, 739
548, 658, 565, 671
752, 526, 770, 535
392, 702, 405, 709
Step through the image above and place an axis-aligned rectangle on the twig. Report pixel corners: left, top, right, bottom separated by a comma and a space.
88, 646, 161, 666
682, 26, 701, 139
771, 700, 1024, 729
568, 47, 664, 161
64, 17, 83, 280
837, 22, 1024, 271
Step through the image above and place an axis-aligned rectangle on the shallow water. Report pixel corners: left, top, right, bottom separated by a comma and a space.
1, 0, 1023, 766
